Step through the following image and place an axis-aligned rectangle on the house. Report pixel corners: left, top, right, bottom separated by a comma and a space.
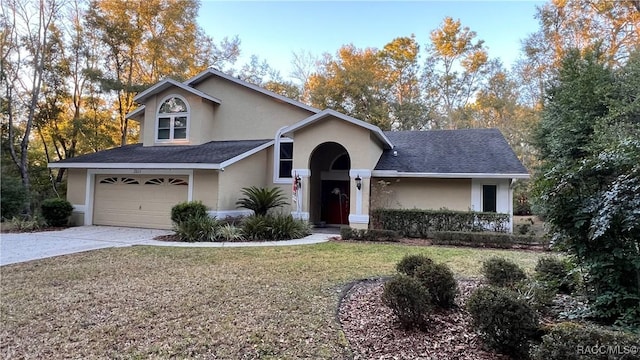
48, 69, 529, 231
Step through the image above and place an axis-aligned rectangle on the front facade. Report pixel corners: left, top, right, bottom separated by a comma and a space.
50, 69, 529, 230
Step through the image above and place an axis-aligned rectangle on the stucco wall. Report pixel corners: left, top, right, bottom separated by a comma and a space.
216, 150, 269, 211
141, 88, 217, 147
292, 117, 383, 170
66, 168, 87, 225
372, 178, 472, 211
193, 77, 314, 141
192, 170, 219, 210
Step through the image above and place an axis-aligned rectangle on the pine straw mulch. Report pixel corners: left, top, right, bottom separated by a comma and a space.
338, 278, 510, 360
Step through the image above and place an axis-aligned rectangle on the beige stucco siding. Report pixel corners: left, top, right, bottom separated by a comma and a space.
141, 87, 217, 146
217, 150, 269, 210
192, 170, 219, 210
66, 168, 87, 225
194, 77, 314, 141
373, 178, 472, 211
292, 117, 383, 170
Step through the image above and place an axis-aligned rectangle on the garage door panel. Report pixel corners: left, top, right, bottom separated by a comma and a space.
93, 175, 188, 229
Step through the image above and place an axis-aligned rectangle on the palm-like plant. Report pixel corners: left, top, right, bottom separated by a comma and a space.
236, 186, 288, 216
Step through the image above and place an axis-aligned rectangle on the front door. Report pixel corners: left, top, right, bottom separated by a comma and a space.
321, 180, 349, 225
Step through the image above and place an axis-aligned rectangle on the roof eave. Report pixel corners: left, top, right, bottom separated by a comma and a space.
371, 170, 530, 179
134, 78, 222, 104
48, 162, 222, 170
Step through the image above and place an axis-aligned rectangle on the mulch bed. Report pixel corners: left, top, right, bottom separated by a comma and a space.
338, 278, 510, 360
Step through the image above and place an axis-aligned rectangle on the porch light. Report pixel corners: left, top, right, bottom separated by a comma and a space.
355, 175, 362, 190
295, 174, 302, 190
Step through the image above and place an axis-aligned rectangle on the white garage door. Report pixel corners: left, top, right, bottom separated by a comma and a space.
93, 175, 189, 229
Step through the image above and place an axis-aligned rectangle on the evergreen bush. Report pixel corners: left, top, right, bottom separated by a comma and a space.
40, 198, 73, 227
382, 275, 432, 330
396, 254, 433, 277
173, 215, 218, 242
482, 257, 527, 287
414, 262, 458, 308
534, 256, 577, 294
171, 201, 208, 224
466, 286, 539, 358
1, 177, 28, 220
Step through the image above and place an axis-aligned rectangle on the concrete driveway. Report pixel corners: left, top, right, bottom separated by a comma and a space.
0, 226, 172, 266
0, 226, 334, 266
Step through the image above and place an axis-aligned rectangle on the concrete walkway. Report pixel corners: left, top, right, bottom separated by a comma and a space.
0, 226, 337, 266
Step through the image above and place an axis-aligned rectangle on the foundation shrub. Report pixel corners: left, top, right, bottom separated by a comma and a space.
414, 262, 458, 309
531, 322, 640, 360
216, 224, 244, 242
371, 209, 510, 237
339, 227, 399, 242
395, 254, 433, 277
171, 201, 208, 224
467, 286, 539, 358
382, 274, 432, 330
40, 198, 73, 227
430, 231, 545, 249
173, 215, 219, 242
241, 214, 309, 240
482, 257, 528, 287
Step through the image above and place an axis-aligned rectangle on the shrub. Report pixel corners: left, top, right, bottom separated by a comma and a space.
396, 254, 433, 277
482, 257, 527, 287
1, 177, 28, 220
171, 201, 208, 224
531, 322, 640, 360
340, 227, 399, 242
382, 275, 432, 330
534, 256, 577, 294
8, 215, 44, 232
173, 215, 218, 242
466, 286, 539, 358
217, 223, 244, 242
371, 208, 510, 237
430, 231, 545, 249
241, 214, 270, 240
266, 213, 309, 240
515, 280, 556, 313
40, 198, 73, 227
236, 186, 288, 216
414, 262, 458, 308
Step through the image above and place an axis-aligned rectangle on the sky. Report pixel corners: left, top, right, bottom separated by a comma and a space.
198, 1, 546, 82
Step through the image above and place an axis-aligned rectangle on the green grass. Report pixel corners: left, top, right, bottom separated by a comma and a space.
0, 242, 544, 359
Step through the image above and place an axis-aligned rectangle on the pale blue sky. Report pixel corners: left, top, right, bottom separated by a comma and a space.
198, 1, 545, 81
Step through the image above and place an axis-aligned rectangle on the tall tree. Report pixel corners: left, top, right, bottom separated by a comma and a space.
422, 17, 491, 129
306, 44, 392, 129
533, 49, 640, 328
2, 0, 63, 215
380, 35, 427, 130
85, 0, 240, 145
521, 0, 640, 108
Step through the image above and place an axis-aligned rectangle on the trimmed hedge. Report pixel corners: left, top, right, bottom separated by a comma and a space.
371, 209, 510, 237
340, 227, 400, 242
41, 198, 73, 227
430, 231, 547, 249
531, 322, 640, 360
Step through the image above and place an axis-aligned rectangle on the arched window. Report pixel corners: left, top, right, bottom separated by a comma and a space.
157, 95, 189, 142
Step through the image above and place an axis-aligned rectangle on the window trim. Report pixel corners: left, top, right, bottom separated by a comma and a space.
155, 94, 190, 143
273, 126, 293, 184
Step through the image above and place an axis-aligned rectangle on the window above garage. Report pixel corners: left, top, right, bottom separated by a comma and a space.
156, 95, 189, 143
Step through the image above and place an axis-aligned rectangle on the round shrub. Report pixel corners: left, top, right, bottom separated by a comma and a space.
414, 262, 458, 308
382, 274, 432, 330
1, 176, 28, 220
171, 201, 208, 224
482, 257, 527, 287
466, 286, 539, 358
534, 256, 577, 294
40, 198, 73, 227
396, 254, 433, 277
531, 322, 640, 360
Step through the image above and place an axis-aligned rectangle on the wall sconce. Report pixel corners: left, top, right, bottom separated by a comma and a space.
355, 175, 362, 190
295, 175, 302, 190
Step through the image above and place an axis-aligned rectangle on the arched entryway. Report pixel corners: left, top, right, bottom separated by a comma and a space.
309, 142, 350, 226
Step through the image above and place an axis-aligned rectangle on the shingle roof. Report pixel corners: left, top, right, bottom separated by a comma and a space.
375, 129, 528, 176
50, 140, 272, 168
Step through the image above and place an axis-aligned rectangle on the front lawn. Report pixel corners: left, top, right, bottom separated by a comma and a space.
0, 242, 543, 359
